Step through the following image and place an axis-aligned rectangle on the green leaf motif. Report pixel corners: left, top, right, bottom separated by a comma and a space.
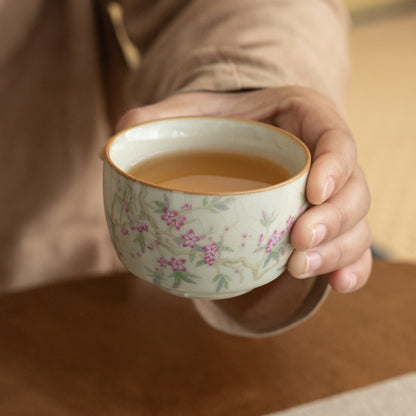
270, 246, 280, 259
194, 244, 205, 253
189, 248, 196, 263
134, 233, 146, 252
220, 245, 233, 252
263, 244, 283, 267
153, 273, 163, 286
145, 267, 164, 286
213, 203, 229, 211
263, 253, 272, 268
170, 271, 198, 288
214, 274, 231, 293
261, 210, 278, 227
153, 200, 166, 213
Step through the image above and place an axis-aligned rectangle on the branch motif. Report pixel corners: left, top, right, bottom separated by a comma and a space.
107, 172, 308, 294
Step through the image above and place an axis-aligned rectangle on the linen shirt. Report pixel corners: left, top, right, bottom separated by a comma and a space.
0, 0, 350, 336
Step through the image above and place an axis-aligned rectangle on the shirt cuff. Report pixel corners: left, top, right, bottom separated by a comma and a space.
192, 271, 329, 338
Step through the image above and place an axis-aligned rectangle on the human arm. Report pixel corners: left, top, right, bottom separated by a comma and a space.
115, 0, 371, 336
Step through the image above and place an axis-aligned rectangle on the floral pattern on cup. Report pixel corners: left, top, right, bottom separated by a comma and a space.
105, 170, 308, 296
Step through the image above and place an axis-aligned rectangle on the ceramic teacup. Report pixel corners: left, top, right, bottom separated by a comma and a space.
103, 117, 311, 299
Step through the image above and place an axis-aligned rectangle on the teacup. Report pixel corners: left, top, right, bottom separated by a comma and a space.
103, 117, 311, 299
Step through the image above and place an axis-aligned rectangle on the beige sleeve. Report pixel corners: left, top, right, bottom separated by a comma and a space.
192, 272, 330, 338
121, 0, 349, 337
123, 0, 350, 108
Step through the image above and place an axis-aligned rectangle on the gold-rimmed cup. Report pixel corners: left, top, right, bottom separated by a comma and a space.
103, 117, 310, 299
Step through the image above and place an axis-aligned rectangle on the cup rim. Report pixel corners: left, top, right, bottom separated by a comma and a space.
105, 116, 311, 196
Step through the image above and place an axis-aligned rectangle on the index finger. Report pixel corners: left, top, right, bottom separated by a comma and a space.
307, 124, 357, 205
294, 95, 357, 205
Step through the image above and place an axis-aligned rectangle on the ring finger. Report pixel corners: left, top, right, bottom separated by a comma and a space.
288, 218, 372, 279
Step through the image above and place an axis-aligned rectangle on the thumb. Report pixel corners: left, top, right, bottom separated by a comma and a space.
116, 90, 280, 132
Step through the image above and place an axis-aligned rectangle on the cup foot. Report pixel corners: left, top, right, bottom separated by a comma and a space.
160, 287, 253, 300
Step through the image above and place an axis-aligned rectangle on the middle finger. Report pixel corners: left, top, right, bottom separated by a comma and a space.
291, 165, 370, 250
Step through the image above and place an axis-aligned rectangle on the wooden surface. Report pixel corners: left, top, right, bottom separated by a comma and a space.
0, 260, 415, 415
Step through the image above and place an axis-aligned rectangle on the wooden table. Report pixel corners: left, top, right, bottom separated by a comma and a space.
0, 260, 415, 415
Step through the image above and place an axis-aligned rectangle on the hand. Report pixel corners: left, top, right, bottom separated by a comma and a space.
117, 87, 372, 293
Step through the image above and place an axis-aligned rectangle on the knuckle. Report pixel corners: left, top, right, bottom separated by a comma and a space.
326, 201, 348, 236
330, 243, 345, 270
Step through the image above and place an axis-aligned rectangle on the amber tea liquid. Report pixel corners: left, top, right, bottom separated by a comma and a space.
127, 150, 290, 193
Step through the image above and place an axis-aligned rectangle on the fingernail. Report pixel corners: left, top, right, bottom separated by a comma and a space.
310, 223, 327, 247
299, 251, 322, 278
347, 272, 357, 292
322, 176, 335, 201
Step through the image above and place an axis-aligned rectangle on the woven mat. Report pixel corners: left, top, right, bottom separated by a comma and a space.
267, 372, 416, 416
346, 11, 416, 262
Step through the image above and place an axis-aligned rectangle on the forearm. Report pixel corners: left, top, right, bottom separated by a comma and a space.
123, 0, 350, 108
118, 0, 355, 338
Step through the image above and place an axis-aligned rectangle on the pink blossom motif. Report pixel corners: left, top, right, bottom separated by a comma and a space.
124, 202, 129, 213
169, 257, 187, 272
265, 230, 285, 253
286, 216, 294, 232
121, 227, 129, 236
203, 242, 219, 266
257, 233, 264, 247
181, 203, 192, 210
147, 244, 154, 251
157, 257, 170, 268
136, 222, 148, 232
130, 224, 136, 231
161, 208, 178, 226
161, 208, 186, 230
174, 216, 186, 230
298, 204, 307, 214
181, 229, 201, 248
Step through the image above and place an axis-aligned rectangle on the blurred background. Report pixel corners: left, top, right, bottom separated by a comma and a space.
344, 0, 416, 262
